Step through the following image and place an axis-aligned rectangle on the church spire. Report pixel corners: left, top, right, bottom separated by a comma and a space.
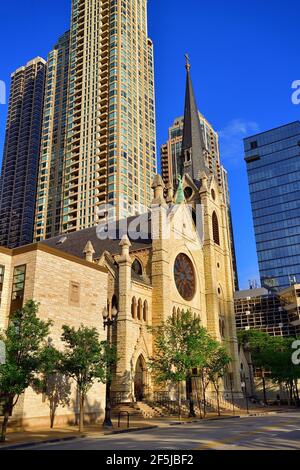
180, 54, 209, 181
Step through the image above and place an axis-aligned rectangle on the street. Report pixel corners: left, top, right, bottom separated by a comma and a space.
22, 412, 300, 450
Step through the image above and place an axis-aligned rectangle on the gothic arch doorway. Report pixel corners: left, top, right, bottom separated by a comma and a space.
134, 355, 147, 402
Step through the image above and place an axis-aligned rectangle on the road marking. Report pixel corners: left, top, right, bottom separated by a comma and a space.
193, 419, 298, 450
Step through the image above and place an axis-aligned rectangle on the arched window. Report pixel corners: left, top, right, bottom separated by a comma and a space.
132, 259, 143, 276
212, 211, 220, 245
143, 300, 148, 322
219, 316, 226, 339
137, 299, 143, 321
131, 297, 137, 319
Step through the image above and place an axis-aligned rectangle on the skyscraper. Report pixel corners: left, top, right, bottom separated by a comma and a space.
34, 32, 70, 241
160, 113, 221, 189
0, 57, 46, 248
244, 121, 300, 290
35, 0, 156, 241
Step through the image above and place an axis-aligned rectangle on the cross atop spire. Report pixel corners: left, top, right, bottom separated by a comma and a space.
185, 53, 191, 72
178, 54, 209, 182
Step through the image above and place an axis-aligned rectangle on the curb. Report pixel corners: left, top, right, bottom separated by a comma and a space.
0, 425, 158, 450
0, 409, 295, 450
169, 415, 241, 426
0, 435, 87, 451
106, 425, 158, 435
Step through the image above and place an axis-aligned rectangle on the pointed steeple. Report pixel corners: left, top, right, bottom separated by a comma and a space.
179, 55, 209, 181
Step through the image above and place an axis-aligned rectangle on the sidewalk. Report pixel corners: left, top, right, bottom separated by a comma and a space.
0, 407, 296, 449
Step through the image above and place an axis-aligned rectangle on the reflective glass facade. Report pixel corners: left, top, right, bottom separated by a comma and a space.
0, 58, 46, 248
244, 121, 300, 289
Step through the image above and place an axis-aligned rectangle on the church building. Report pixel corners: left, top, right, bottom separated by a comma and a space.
0, 61, 242, 427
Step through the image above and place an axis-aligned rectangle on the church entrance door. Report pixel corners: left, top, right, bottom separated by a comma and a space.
134, 355, 147, 402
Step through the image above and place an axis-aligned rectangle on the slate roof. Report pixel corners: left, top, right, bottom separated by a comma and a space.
41, 214, 152, 260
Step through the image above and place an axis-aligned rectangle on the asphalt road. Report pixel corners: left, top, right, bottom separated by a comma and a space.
22, 412, 300, 450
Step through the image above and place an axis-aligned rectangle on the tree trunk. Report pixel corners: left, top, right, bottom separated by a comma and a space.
194, 376, 202, 419
79, 394, 85, 433
186, 375, 196, 418
0, 398, 13, 443
261, 370, 267, 405
216, 386, 221, 416
201, 374, 207, 418
294, 379, 300, 407
50, 404, 55, 429
177, 383, 182, 419
0, 411, 10, 442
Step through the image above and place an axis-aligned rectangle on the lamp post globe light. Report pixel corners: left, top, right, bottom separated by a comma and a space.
102, 305, 118, 428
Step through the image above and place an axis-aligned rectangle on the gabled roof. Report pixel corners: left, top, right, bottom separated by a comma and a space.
41, 214, 152, 260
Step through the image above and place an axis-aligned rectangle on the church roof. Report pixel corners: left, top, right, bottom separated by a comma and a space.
41, 214, 152, 260
181, 55, 210, 180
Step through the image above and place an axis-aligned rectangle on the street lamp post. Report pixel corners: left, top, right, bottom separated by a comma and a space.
241, 377, 249, 415
102, 305, 118, 429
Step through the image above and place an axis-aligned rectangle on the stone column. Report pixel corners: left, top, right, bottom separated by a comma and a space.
114, 235, 133, 402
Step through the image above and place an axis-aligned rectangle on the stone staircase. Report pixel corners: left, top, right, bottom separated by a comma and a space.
111, 403, 144, 419
136, 401, 165, 419
111, 396, 242, 421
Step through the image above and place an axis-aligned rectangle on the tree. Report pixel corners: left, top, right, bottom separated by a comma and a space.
60, 325, 115, 432
148, 310, 215, 418
238, 330, 274, 404
0, 301, 52, 442
205, 345, 231, 416
33, 342, 71, 428
266, 336, 300, 406
238, 330, 300, 406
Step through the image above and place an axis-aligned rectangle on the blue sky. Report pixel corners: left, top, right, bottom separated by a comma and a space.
0, 0, 299, 289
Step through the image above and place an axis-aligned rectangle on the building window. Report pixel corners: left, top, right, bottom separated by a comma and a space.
132, 259, 143, 276
131, 297, 137, 319
250, 141, 258, 150
0, 266, 5, 306
143, 300, 148, 322
137, 299, 143, 321
10, 265, 26, 314
69, 281, 81, 306
212, 211, 220, 245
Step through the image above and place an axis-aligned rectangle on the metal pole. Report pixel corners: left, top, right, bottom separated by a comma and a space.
103, 320, 113, 428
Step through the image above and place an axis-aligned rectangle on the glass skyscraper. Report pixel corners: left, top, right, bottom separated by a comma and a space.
0, 57, 46, 248
244, 121, 300, 290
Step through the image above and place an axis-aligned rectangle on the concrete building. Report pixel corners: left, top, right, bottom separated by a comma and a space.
0, 58, 46, 248
160, 114, 220, 190
244, 121, 300, 290
34, 0, 157, 241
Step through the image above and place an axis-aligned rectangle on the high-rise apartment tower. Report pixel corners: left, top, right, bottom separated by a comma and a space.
0, 57, 46, 248
34, 0, 156, 241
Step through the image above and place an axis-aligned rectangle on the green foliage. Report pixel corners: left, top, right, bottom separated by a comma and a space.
0, 301, 52, 401
148, 310, 226, 385
238, 329, 300, 386
60, 325, 113, 396
0, 301, 52, 441
205, 345, 231, 388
